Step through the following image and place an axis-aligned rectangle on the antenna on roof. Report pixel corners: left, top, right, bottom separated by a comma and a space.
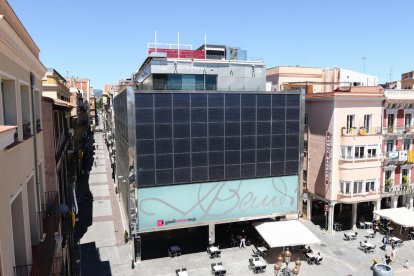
362, 56, 366, 74
389, 66, 393, 81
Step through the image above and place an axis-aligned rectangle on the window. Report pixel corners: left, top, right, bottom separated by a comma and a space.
387, 113, 395, 128
354, 146, 365, 159
367, 145, 378, 158
304, 114, 309, 126
304, 141, 308, 152
346, 115, 355, 129
341, 146, 353, 159
404, 139, 410, 151
341, 181, 351, 194
385, 170, 392, 180
402, 168, 410, 185
405, 114, 412, 128
303, 170, 307, 182
386, 140, 394, 152
364, 114, 372, 133
354, 180, 364, 194
366, 180, 376, 192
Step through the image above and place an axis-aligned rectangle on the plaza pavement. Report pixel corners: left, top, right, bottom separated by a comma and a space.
77, 132, 414, 276
134, 220, 414, 276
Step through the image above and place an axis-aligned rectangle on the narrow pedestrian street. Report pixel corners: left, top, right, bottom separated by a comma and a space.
74, 131, 133, 275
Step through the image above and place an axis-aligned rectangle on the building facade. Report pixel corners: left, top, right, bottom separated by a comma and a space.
401, 71, 414, 89
381, 89, 414, 210
0, 1, 47, 274
42, 68, 78, 275
266, 66, 378, 92
114, 43, 303, 261
304, 85, 384, 233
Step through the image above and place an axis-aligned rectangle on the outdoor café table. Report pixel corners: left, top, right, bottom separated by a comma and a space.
213, 265, 225, 272
345, 232, 356, 240
257, 246, 268, 256
306, 252, 315, 258
390, 237, 402, 246
209, 246, 219, 253
363, 242, 374, 248
253, 260, 264, 267
365, 222, 373, 229
178, 271, 188, 276
366, 229, 375, 238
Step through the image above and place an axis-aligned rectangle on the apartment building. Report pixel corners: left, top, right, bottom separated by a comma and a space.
304, 85, 384, 233
266, 66, 378, 92
114, 43, 303, 260
401, 70, 414, 89
381, 89, 414, 210
0, 1, 47, 275
42, 68, 78, 275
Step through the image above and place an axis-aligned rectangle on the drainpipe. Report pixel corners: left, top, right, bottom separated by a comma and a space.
30, 73, 41, 215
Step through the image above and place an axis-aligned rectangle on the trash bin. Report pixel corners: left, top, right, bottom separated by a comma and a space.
372, 264, 393, 276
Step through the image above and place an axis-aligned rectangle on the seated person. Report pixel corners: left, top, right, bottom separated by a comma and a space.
359, 216, 366, 225
316, 252, 322, 261
385, 254, 392, 265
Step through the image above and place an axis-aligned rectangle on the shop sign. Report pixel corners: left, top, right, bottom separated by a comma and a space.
138, 175, 298, 230
399, 150, 408, 161
408, 150, 414, 163
388, 151, 399, 160
325, 132, 332, 186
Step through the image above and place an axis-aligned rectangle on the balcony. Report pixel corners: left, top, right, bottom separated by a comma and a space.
0, 125, 18, 149
382, 126, 414, 136
30, 192, 60, 276
382, 150, 414, 164
341, 126, 381, 136
381, 183, 414, 195
36, 119, 41, 133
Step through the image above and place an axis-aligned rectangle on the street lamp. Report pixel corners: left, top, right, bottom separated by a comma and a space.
274, 248, 301, 276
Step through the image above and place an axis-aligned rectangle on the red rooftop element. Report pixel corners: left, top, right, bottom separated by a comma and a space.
148, 48, 205, 59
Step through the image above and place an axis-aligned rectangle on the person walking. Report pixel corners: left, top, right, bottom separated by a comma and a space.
390, 246, 397, 261
239, 231, 246, 249
381, 235, 389, 251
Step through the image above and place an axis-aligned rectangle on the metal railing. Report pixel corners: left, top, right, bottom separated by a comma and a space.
13, 264, 32, 276
382, 126, 414, 135
341, 126, 381, 136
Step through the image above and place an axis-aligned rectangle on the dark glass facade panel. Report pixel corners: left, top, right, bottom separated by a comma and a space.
135, 92, 301, 187
226, 165, 241, 179
136, 94, 153, 108
156, 139, 172, 154
137, 139, 154, 155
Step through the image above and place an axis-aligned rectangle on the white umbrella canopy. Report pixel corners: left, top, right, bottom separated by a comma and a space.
374, 207, 414, 227
253, 220, 321, 248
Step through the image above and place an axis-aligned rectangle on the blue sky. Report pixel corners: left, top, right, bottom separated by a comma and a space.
9, 0, 414, 90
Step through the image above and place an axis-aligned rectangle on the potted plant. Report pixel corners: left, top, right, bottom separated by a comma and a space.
402, 175, 409, 186
385, 178, 393, 192
124, 230, 129, 243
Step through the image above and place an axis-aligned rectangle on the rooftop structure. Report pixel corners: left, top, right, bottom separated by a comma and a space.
134, 42, 265, 92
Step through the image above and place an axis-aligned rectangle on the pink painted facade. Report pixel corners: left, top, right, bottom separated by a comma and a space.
381, 90, 414, 194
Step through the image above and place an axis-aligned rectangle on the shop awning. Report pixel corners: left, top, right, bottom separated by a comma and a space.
253, 220, 321, 248
374, 207, 414, 227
